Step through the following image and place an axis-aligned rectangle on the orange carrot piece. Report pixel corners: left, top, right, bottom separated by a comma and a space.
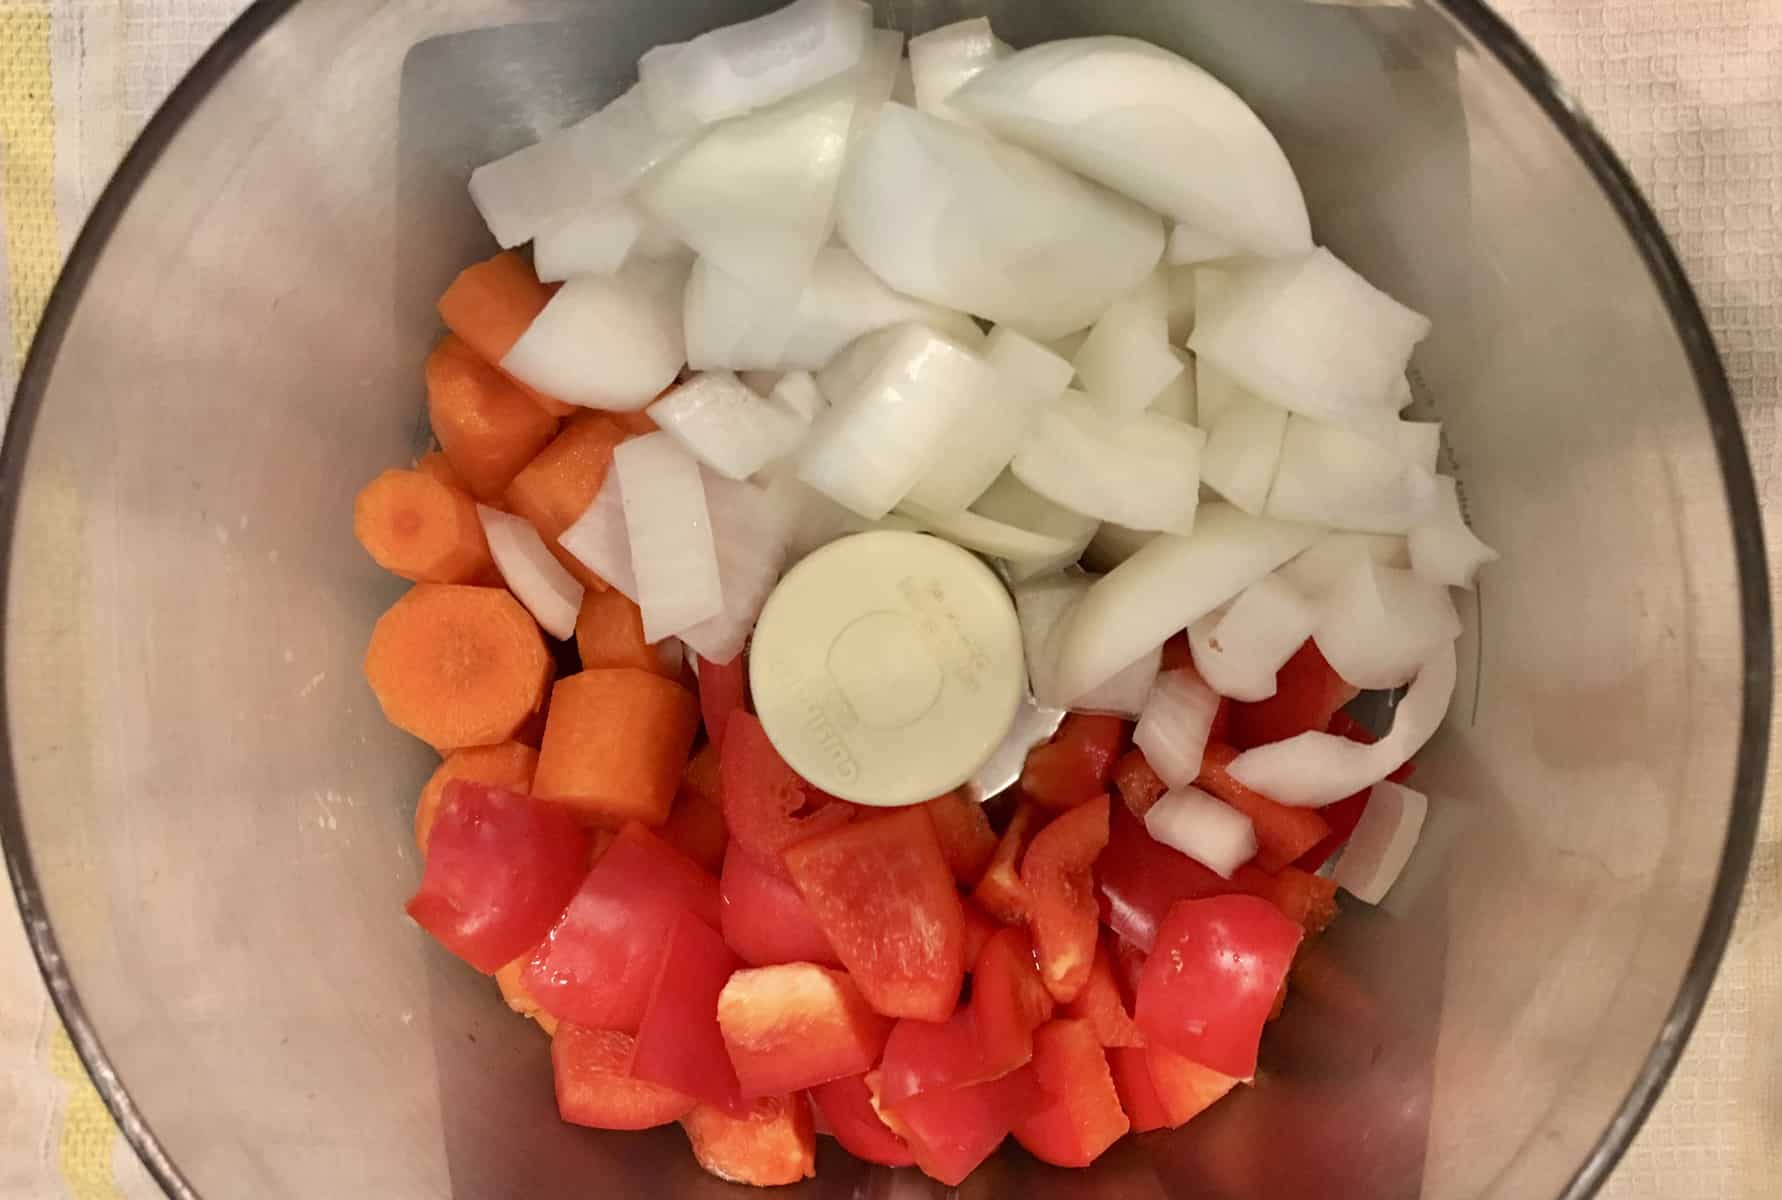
1196, 744, 1331, 873
496, 951, 560, 1036
505, 412, 630, 591
533, 668, 701, 827
426, 335, 561, 502
971, 802, 1042, 924
364, 584, 551, 752
575, 588, 676, 677
353, 468, 495, 585
414, 740, 540, 851
925, 791, 999, 888
436, 251, 573, 416
658, 744, 729, 873
415, 449, 467, 491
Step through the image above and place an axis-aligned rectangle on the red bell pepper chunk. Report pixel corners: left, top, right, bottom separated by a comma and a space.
717, 841, 840, 967
961, 900, 1000, 972
717, 964, 892, 1097
1012, 1019, 1131, 1168
405, 782, 591, 973
631, 909, 746, 1114
720, 712, 856, 880
681, 1094, 816, 1188
1111, 934, 1148, 999
971, 801, 1040, 924
1112, 747, 1169, 819
1097, 800, 1230, 952
809, 1075, 915, 1168
1197, 742, 1331, 872
784, 807, 964, 1021
1109, 1042, 1237, 1132
524, 821, 720, 1031
1020, 795, 1110, 1003
1064, 939, 1144, 1048
1227, 640, 1358, 749
551, 1023, 696, 1130
879, 1064, 1048, 1187
924, 790, 999, 887
696, 653, 748, 750
1019, 714, 1126, 810
1108, 1045, 1169, 1133
971, 927, 1056, 1076
1234, 864, 1341, 936
1134, 895, 1303, 1079
876, 1008, 987, 1108
658, 743, 728, 874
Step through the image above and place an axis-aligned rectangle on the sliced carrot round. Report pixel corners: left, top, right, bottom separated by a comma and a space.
353, 468, 493, 584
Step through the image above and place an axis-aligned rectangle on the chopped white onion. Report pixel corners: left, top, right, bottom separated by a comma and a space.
1081, 523, 1155, 573
613, 433, 724, 642
534, 202, 642, 282
1051, 503, 1321, 703
1014, 572, 1157, 715
769, 371, 828, 425
1047, 329, 1090, 366
1163, 268, 1199, 343
683, 257, 801, 370
1276, 530, 1408, 602
1189, 249, 1431, 432
837, 103, 1165, 340
1145, 786, 1258, 878
969, 471, 1100, 581
1011, 393, 1205, 534
1392, 373, 1414, 411
741, 369, 786, 395
1333, 780, 1428, 904
899, 501, 1082, 568
1148, 351, 1198, 424
848, 29, 906, 149
796, 324, 991, 518
1314, 555, 1461, 689
557, 472, 638, 602
1226, 640, 1457, 807
815, 325, 902, 402
1134, 668, 1221, 788
1395, 420, 1442, 474
950, 37, 1311, 258
1191, 267, 1248, 429
678, 472, 792, 663
477, 505, 584, 640
1409, 474, 1498, 589
1166, 225, 1240, 266
1188, 573, 1317, 701
1265, 415, 1437, 534
1074, 642, 1162, 718
1074, 289, 1186, 417
909, 18, 1011, 123
1200, 397, 1289, 515
636, 69, 857, 292
501, 257, 689, 411
648, 371, 810, 480
637, 0, 872, 132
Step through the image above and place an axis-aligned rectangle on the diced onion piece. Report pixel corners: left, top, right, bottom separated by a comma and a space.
1188, 574, 1317, 701
900, 501, 1082, 568
1145, 785, 1258, 878
1227, 641, 1457, 808
477, 505, 583, 640
635, 69, 857, 292
678, 472, 791, 664
1052, 503, 1321, 703
769, 371, 828, 425
1074, 644, 1162, 719
1189, 249, 1430, 431
1163, 268, 1198, 345
1014, 572, 1156, 715
838, 103, 1164, 341
1409, 474, 1498, 589
1011, 393, 1205, 534
1277, 530, 1408, 602
648, 371, 809, 480
557, 473, 638, 602
1081, 523, 1154, 573
1147, 351, 1197, 424
501, 257, 689, 412
1047, 329, 1090, 366
1134, 668, 1221, 787
637, 0, 872, 131
534, 202, 642, 282
613, 433, 724, 642
1266, 415, 1437, 534
970, 471, 1099, 581
904, 327, 1072, 514
848, 29, 906, 149
909, 17, 1010, 123
1333, 781, 1428, 904
814, 326, 902, 402
1166, 225, 1239, 266
1315, 556, 1461, 690
1192, 267, 1246, 429
950, 37, 1311, 258
1396, 420, 1442, 474
796, 324, 991, 519
1075, 291, 1185, 417
683, 257, 801, 370
1200, 397, 1289, 515
781, 247, 982, 369
1392, 373, 1414, 411
767, 466, 920, 559
740, 370, 786, 395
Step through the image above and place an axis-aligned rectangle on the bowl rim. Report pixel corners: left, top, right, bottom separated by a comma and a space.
0, 3, 1768, 1198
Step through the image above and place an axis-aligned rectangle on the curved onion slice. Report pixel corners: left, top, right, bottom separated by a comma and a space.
769, 371, 828, 424
1265, 415, 1437, 535
1134, 668, 1221, 788
1011, 393, 1205, 534
1409, 474, 1498, 589
647, 371, 809, 480
909, 17, 1010, 123
1015, 573, 1157, 715
1200, 397, 1289, 515
899, 501, 1080, 567
683, 258, 800, 369
1081, 523, 1154, 573
477, 506, 583, 640
614, 433, 723, 642
782, 248, 981, 368
557, 473, 637, 602
637, 0, 872, 131
1314, 556, 1461, 690
1333, 781, 1427, 904
1277, 530, 1408, 602
501, 257, 689, 411
534, 202, 642, 282
950, 37, 1311, 258
1052, 504, 1321, 704
1226, 640, 1457, 808
1188, 574, 1317, 701
679, 472, 792, 664
849, 29, 906, 149
1075, 287, 1185, 417
970, 471, 1099, 581
1145, 786, 1258, 878
837, 103, 1165, 340
1166, 225, 1240, 266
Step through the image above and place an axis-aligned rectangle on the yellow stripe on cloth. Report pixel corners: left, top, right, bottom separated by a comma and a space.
1, 2, 59, 368
49, 1028, 126, 1200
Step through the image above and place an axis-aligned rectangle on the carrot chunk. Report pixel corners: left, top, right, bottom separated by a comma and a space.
575, 588, 675, 677
436, 250, 572, 415
426, 335, 560, 502
414, 740, 539, 851
533, 668, 701, 827
505, 412, 630, 591
353, 468, 494, 584
414, 449, 466, 491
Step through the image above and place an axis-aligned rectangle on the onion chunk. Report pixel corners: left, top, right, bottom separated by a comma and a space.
1145, 786, 1258, 878
648, 371, 810, 480
1011, 393, 1205, 535
501, 257, 689, 412
1409, 474, 1498, 589
1134, 668, 1222, 788
1333, 781, 1428, 904
557, 473, 637, 602
1188, 574, 1316, 701
614, 433, 724, 642
1265, 415, 1437, 535
478, 506, 584, 641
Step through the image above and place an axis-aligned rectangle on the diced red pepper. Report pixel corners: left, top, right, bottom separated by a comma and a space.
971, 927, 1056, 1077
720, 712, 856, 880
552, 1024, 696, 1130
630, 909, 745, 1113
717, 964, 892, 1097
961, 900, 999, 972
1112, 748, 1170, 820
879, 1065, 1048, 1187
696, 653, 748, 750
1108, 1045, 1169, 1133
681, 1094, 816, 1187
405, 782, 591, 973
876, 1008, 987, 1108
1064, 939, 1144, 1048
524, 821, 720, 1031
1111, 935, 1148, 999
1110, 1042, 1236, 1132
1097, 800, 1230, 952
1235, 864, 1340, 936
1020, 714, 1126, 811
1012, 1019, 1131, 1168
1021, 795, 1110, 1004
1197, 743, 1331, 872
784, 808, 964, 1021
658, 744, 728, 874
1227, 640, 1358, 749
809, 1075, 915, 1168
1134, 895, 1303, 1079
924, 790, 998, 887
717, 841, 840, 967
971, 801, 1040, 923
